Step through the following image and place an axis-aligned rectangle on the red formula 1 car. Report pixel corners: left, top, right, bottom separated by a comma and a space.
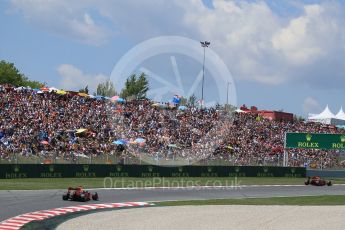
62, 186, 99, 202
304, 176, 332, 186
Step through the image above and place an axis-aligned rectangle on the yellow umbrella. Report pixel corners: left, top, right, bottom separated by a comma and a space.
56, 90, 67, 95
76, 128, 87, 134
152, 103, 160, 107
226, 145, 234, 153
78, 93, 89, 97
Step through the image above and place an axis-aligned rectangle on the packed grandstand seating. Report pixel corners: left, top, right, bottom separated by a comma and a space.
0, 84, 344, 168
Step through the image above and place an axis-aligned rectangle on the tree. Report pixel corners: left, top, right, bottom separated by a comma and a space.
0, 60, 44, 88
187, 94, 197, 107
179, 96, 187, 106
120, 73, 149, 100
95, 80, 116, 97
225, 104, 236, 112
24, 80, 45, 89
79, 85, 89, 94
293, 115, 305, 122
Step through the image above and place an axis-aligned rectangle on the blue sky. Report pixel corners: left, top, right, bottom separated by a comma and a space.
1, 0, 345, 116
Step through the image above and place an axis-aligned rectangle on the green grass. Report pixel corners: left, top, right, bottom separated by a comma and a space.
1, 177, 345, 190
159, 195, 345, 206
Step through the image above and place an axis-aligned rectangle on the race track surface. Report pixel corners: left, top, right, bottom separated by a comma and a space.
1, 185, 345, 221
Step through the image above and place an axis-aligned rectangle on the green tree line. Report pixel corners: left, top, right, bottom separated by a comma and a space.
0, 60, 44, 88
0, 59, 150, 100
94, 73, 149, 99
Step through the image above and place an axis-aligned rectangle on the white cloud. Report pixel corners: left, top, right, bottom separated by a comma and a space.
183, 0, 283, 84
303, 97, 321, 114
10, 0, 110, 45
9, 0, 345, 88
182, 1, 345, 86
272, 4, 337, 66
57, 64, 108, 92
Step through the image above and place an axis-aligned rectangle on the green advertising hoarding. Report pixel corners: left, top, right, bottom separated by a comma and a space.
0, 164, 306, 179
285, 133, 345, 149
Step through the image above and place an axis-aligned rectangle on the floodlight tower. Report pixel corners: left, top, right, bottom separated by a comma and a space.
200, 41, 210, 108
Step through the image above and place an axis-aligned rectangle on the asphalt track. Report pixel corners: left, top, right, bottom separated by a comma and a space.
1, 185, 345, 222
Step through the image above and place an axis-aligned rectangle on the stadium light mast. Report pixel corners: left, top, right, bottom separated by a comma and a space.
226, 82, 231, 105
225, 82, 231, 112
200, 41, 210, 108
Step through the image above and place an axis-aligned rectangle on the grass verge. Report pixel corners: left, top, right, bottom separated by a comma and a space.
1, 177, 345, 190
158, 195, 345, 206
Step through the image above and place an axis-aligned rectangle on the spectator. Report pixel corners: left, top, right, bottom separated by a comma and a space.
0, 84, 343, 168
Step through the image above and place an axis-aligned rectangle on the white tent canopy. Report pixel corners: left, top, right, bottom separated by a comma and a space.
335, 107, 345, 120
308, 105, 345, 125
308, 105, 335, 120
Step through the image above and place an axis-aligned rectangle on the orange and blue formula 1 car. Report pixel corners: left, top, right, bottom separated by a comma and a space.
304, 176, 332, 186
62, 186, 99, 202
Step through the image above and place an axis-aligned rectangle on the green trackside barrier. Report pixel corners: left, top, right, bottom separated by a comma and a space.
307, 169, 345, 178
0, 164, 306, 179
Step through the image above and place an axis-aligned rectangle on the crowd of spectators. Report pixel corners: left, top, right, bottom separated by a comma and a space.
219, 113, 343, 168
0, 84, 344, 168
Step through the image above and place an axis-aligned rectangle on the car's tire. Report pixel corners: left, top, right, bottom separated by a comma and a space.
327, 181, 332, 186
80, 194, 86, 202
62, 194, 68, 200
92, 193, 99, 201
304, 181, 309, 185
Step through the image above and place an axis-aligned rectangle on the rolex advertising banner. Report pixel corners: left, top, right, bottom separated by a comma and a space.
0, 164, 306, 179
285, 133, 345, 150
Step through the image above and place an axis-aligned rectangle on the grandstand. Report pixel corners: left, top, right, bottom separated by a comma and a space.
0, 84, 344, 168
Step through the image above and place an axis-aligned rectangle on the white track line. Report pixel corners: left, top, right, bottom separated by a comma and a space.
88, 184, 345, 190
